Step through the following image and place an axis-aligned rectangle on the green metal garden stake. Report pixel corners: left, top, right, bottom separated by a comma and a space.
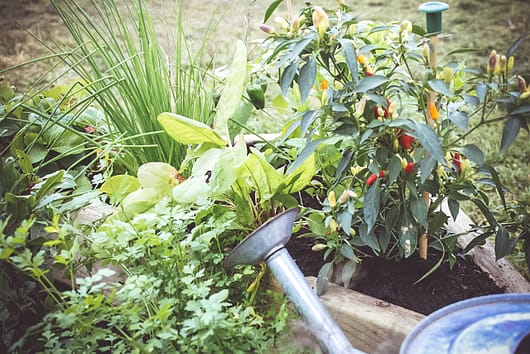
418, 2, 448, 260
418, 2, 449, 35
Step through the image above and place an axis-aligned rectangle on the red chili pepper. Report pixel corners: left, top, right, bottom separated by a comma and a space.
379, 170, 385, 177
405, 162, 414, 173
398, 133, 415, 150
366, 173, 378, 186
452, 153, 462, 174
384, 98, 391, 118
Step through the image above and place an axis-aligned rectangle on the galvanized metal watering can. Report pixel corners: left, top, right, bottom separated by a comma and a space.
224, 208, 363, 354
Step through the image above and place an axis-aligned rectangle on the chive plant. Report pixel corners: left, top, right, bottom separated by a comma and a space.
50, 0, 217, 172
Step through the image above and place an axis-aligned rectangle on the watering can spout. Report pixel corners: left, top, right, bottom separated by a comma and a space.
224, 208, 364, 354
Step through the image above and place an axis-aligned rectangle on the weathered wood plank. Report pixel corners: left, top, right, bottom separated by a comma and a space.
272, 276, 422, 353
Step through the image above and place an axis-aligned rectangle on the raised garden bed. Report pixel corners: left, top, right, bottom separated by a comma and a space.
282, 205, 530, 353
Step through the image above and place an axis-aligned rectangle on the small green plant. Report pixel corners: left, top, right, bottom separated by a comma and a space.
256, 2, 530, 290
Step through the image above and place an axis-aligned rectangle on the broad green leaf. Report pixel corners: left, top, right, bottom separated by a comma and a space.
358, 223, 380, 253
281, 62, 298, 97
5, 193, 34, 226
118, 188, 159, 220
428, 211, 449, 235
340, 244, 357, 262
363, 179, 380, 234
287, 139, 324, 173
172, 175, 210, 204
476, 83, 488, 103
494, 225, 518, 260
338, 38, 358, 82
341, 260, 358, 288
239, 149, 283, 200
137, 162, 180, 197
428, 79, 453, 97
447, 198, 459, 221
182, 139, 247, 201
460, 144, 484, 166
27, 144, 48, 164
282, 153, 316, 193
448, 110, 469, 131
208, 141, 247, 195
228, 100, 254, 138
420, 155, 436, 184
413, 122, 445, 163
483, 165, 507, 209
300, 110, 320, 137
272, 94, 289, 113
279, 33, 317, 67
353, 75, 389, 93
158, 112, 226, 147
411, 196, 428, 227
15, 150, 33, 174
337, 210, 353, 235
49, 130, 85, 155
78, 107, 105, 126
387, 155, 402, 185
307, 212, 327, 235
471, 198, 496, 227
500, 116, 522, 152
316, 262, 333, 296
213, 40, 247, 139
0, 85, 14, 101
335, 148, 354, 180
100, 175, 141, 204
509, 104, 530, 115
298, 56, 317, 103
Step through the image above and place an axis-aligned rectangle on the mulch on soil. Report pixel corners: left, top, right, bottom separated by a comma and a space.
286, 236, 504, 315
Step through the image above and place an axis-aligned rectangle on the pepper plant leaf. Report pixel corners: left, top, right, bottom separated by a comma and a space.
428, 79, 453, 97
363, 179, 380, 234
316, 262, 333, 296
352, 75, 389, 92
338, 38, 358, 82
281, 61, 298, 97
500, 116, 522, 152
298, 56, 317, 103
413, 122, 445, 164
494, 224, 519, 260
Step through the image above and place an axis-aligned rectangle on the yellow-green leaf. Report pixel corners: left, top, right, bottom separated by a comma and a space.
158, 112, 226, 147
213, 40, 247, 140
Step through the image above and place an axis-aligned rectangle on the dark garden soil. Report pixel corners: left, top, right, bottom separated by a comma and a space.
286, 236, 505, 316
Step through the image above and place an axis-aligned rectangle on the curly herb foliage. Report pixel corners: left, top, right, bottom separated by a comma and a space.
15, 199, 289, 353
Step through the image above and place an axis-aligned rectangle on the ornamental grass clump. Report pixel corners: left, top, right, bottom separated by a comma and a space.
256, 2, 530, 290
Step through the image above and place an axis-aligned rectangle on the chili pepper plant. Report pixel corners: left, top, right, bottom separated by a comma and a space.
255, 2, 530, 291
